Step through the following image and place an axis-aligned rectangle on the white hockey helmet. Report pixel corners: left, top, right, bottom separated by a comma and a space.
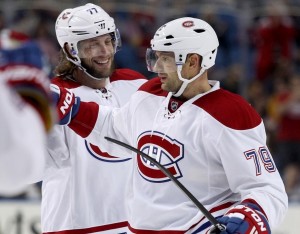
55, 3, 121, 67
146, 17, 219, 96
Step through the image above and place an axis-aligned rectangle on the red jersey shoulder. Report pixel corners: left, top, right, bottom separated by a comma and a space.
110, 69, 146, 82
194, 89, 262, 130
138, 77, 168, 97
51, 76, 81, 89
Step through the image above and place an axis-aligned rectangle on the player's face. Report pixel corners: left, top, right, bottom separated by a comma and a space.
154, 51, 182, 92
78, 34, 115, 78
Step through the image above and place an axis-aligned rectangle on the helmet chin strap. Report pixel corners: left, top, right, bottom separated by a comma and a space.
78, 65, 108, 80
66, 55, 108, 81
172, 66, 206, 97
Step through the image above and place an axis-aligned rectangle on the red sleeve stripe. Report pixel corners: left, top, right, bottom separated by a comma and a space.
242, 198, 268, 220
42, 221, 128, 234
69, 102, 99, 138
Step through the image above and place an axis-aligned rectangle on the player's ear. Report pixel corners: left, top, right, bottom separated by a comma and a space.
63, 43, 78, 61
186, 54, 199, 68
187, 54, 202, 73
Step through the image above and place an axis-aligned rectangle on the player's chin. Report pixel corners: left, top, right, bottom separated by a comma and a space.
93, 60, 111, 71
161, 83, 172, 92
93, 63, 115, 78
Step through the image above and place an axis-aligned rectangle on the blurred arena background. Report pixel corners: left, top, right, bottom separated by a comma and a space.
0, 0, 300, 233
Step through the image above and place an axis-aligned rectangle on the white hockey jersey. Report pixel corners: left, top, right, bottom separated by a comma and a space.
0, 81, 46, 195
70, 77, 288, 233
42, 69, 146, 233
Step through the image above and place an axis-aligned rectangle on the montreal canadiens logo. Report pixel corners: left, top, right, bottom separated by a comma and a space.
137, 131, 184, 183
182, 20, 194, 27
85, 140, 131, 163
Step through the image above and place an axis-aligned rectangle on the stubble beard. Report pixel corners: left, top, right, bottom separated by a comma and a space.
162, 78, 182, 93
81, 60, 115, 79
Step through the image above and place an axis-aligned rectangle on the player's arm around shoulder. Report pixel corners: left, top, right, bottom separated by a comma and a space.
50, 83, 134, 157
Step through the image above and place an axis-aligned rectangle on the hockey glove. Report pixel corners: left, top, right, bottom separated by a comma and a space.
208, 202, 270, 234
1, 64, 55, 132
50, 84, 80, 125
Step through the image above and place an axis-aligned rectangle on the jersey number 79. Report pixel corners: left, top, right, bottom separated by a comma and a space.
244, 147, 276, 176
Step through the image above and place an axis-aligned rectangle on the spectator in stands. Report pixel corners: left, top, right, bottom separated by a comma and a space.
32, 19, 60, 77
246, 80, 268, 118
274, 74, 300, 201
252, 3, 295, 82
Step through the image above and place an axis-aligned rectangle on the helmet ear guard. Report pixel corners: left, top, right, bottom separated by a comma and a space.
200, 48, 218, 69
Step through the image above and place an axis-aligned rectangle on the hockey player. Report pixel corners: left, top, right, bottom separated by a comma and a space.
0, 30, 54, 194
0, 66, 52, 194
42, 3, 146, 234
53, 17, 288, 233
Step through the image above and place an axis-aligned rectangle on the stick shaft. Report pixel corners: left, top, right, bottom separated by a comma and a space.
105, 136, 225, 232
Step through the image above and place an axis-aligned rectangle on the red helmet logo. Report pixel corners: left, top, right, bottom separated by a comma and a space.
62, 12, 71, 20
182, 20, 194, 27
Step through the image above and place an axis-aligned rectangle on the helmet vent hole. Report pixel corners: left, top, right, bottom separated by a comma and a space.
166, 35, 174, 39
194, 29, 205, 33
212, 49, 216, 54
164, 43, 172, 46
72, 31, 89, 35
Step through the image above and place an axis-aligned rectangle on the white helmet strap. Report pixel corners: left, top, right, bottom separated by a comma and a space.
173, 65, 206, 97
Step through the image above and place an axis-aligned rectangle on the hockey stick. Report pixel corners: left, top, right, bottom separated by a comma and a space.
105, 136, 225, 233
